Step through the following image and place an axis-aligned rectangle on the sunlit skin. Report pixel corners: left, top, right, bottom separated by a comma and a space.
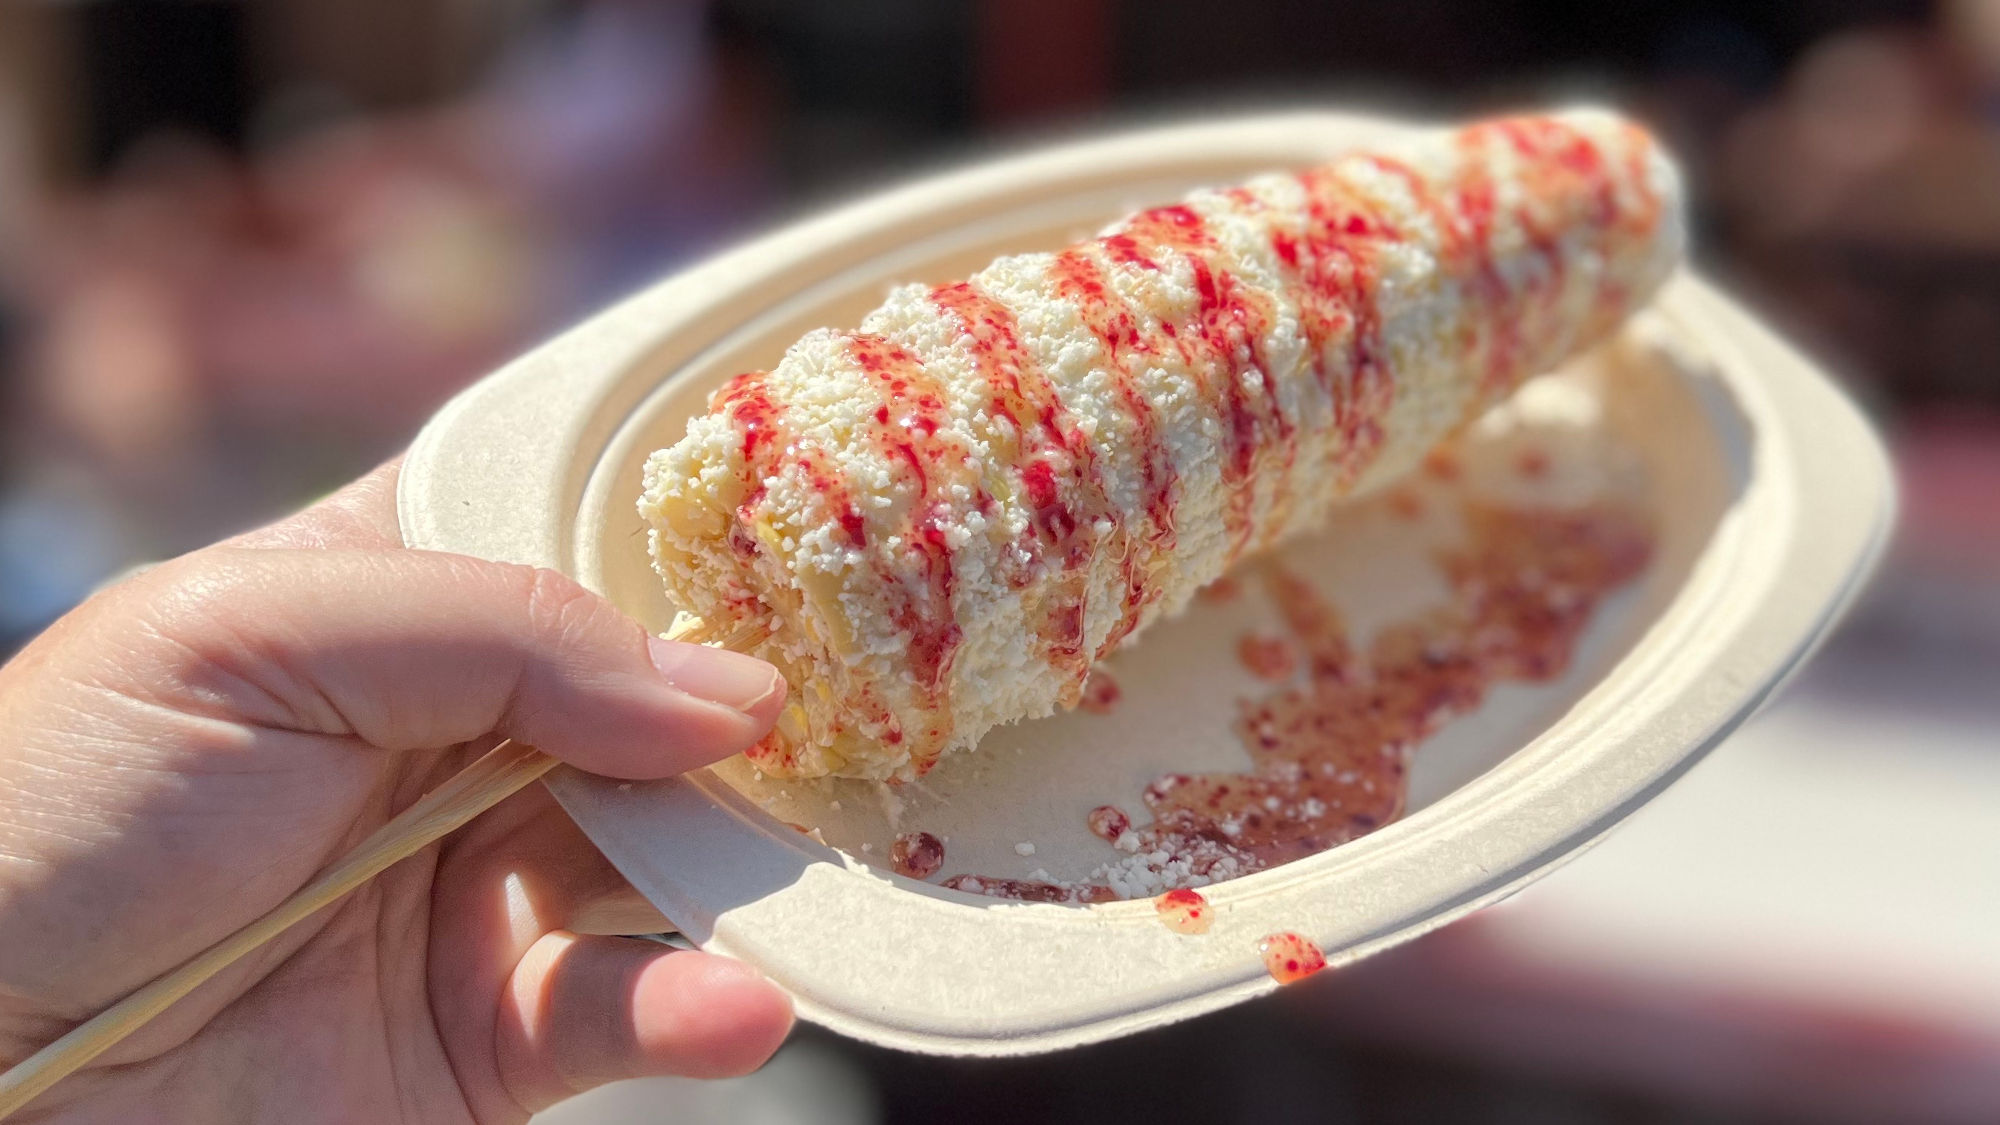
0, 462, 795, 1123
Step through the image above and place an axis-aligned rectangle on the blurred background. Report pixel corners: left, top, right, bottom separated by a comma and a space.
1, 0, 1996, 1121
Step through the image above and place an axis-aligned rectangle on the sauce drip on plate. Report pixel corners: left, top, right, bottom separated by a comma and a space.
1259, 932, 1327, 984
946, 488, 1651, 902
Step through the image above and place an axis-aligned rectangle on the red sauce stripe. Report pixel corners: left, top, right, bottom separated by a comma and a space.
1285, 167, 1399, 494
1046, 248, 1178, 651
1204, 186, 1306, 550
846, 332, 980, 771
716, 370, 867, 548
1464, 117, 1663, 392
717, 369, 879, 776
1360, 151, 1501, 393
930, 280, 1114, 699
1601, 121, 1668, 331
1483, 117, 1628, 372
1366, 117, 1651, 405
1097, 203, 1290, 562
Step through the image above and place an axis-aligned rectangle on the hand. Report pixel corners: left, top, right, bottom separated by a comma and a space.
0, 462, 794, 1122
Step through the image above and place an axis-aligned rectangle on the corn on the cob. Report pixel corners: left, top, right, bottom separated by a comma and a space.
640, 108, 1683, 781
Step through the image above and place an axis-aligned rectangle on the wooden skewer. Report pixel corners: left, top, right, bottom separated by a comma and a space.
0, 615, 769, 1121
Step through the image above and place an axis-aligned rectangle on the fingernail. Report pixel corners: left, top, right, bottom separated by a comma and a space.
700, 954, 767, 988
647, 636, 785, 717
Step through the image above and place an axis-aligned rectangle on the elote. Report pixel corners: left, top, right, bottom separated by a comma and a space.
639, 108, 1683, 781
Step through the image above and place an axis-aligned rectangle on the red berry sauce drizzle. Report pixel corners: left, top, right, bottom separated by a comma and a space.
716, 370, 873, 777
1047, 249, 1177, 649
931, 282, 1115, 706
844, 333, 980, 774
1107, 204, 1297, 561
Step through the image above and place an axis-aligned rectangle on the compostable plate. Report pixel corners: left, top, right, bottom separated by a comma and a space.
400, 110, 1893, 1056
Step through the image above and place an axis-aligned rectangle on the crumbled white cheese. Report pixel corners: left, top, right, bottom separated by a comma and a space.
1086, 836, 1252, 900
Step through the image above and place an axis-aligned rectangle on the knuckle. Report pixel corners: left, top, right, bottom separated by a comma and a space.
520, 567, 614, 645
130, 549, 266, 627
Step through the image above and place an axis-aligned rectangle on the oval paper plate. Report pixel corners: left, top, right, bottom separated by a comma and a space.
399, 110, 1894, 1056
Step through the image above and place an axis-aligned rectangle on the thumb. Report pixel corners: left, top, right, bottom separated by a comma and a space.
108, 547, 785, 777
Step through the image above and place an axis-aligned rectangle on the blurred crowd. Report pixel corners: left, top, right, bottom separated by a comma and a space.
3, 2, 1999, 1122
3, 0, 1997, 648
0, 0, 785, 640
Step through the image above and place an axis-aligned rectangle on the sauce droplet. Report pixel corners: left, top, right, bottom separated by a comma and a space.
1087, 805, 1131, 843
1154, 887, 1213, 934
890, 831, 945, 879
1258, 931, 1327, 983
1078, 669, 1121, 714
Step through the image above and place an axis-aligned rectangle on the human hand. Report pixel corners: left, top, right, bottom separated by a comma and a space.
0, 462, 794, 1122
